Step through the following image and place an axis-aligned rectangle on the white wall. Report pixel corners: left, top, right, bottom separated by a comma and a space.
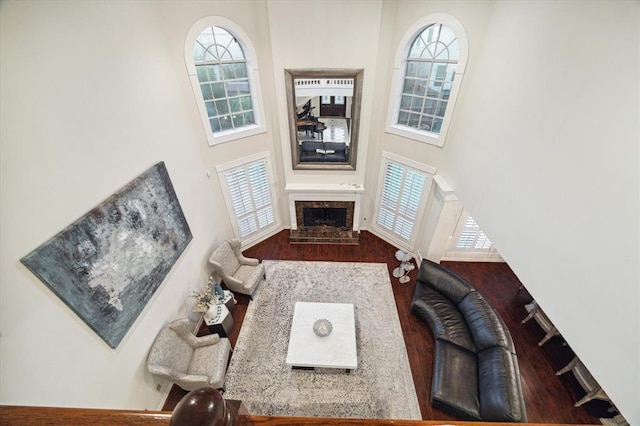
438, 1, 639, 423
0, 1, 231, 409
1, 0, 638, 422
267, 0, 383, 193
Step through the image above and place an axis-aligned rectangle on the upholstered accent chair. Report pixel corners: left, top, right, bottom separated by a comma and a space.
208, 239, 265, 296
147, 319, 231, 391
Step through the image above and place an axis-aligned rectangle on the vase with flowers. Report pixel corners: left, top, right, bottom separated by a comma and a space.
190, 276, 223, 313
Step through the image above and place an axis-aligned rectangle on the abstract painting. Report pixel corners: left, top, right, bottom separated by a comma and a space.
21, 162, 192, 348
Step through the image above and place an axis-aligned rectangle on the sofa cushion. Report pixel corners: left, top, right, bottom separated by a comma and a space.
431, 339, 480, 420
412, 284, 476, 352
477, 346, 526, 422
458, 292, 514, 353
417, 259, 475, 303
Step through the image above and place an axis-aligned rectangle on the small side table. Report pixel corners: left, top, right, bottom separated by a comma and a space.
204, 304, 234, 338
393, 249, 415, 283
220, 290, 236, 313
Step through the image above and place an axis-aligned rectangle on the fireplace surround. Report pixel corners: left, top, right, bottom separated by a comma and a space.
285, 182, 363, 244
291, 201, 359, 244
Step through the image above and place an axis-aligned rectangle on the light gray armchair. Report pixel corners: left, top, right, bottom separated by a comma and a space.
208, 239, 265, 296
147, 319, 231, 391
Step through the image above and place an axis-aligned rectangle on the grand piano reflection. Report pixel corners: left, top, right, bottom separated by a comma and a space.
296, 105, 326, 141
296, 103, 348, 163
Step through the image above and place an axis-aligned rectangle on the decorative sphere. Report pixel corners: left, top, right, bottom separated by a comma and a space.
313, 319, 333, 337
171, 387, 229, 426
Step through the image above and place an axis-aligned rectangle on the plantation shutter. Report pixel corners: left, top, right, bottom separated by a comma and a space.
456, 215, 492, 250
377, 160, 428, 241
223, 159, 274, 238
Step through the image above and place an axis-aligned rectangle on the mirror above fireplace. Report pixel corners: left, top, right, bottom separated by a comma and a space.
285, 69, 364, 171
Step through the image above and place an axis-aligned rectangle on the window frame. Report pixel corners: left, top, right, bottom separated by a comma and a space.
386, 13, 469, 147
216, 152, 280, 247
442, 209, 503, 262
185, 17, 267, 146
372, 151, 435, 252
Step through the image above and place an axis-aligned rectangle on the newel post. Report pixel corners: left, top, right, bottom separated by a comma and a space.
170, 387, 233, 426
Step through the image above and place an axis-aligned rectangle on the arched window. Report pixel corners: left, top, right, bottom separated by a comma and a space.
185, 17, 266, 146
387, 14, 468, 147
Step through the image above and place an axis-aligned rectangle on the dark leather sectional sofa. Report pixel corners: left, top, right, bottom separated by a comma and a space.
299, 141, 348, 162
411, 259, 527, 422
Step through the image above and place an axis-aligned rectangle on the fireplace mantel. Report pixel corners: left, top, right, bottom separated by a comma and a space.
285, 183, 364, 231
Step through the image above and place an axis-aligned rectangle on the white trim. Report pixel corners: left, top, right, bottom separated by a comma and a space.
386, 13, 468, 147
184, 16, 267, 146
284, 183, 364, 231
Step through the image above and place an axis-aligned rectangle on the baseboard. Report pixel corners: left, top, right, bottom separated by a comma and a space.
155, 381, 174, 411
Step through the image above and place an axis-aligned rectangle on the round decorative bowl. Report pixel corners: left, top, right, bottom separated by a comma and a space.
313, 319, 333, 337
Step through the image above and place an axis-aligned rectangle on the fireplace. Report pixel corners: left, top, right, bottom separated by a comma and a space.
303, 207, 347, 228
290, 201, 359, 244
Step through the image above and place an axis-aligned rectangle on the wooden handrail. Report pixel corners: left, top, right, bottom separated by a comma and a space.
0, 405, 172, 425
0, 405, 566, 426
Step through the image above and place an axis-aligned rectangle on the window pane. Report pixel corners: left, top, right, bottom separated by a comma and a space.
193, 42, 206, 62
335, 96, 345, 105
445, 64, 457, 82
423, 99, 437, 115
408, 35, 426, 58
222, 63, 235, 80
432, 118, 443, 133
403, 79, 417, 95
212, 82, 226, 99
438, 25, 456, 49
418, 61, 430, 78
235, 63, 248, 78
410, 96, 424, 113
400, 95, 412, 109
435, 101, 447, 118
408, 113, 420, 127
200, 83, 213, 100
215, 99, 229, 115
321, 96, 331, 104
406, 61, 420, 77
232, 113, 245, 127
196, 66, 210, 82
205, 101, 217, 117
209, 117, 221, 132
226, 40, 244, 60
208, 65, 222, 82
419, 115, 434, 131
219, 115, 233, 130
239, 95, 252, 111
243, 111, 255, 125
397, 111, 410, 126
229, 98, 243, 113
441, 82, 452, 100
230, 79, 250, 95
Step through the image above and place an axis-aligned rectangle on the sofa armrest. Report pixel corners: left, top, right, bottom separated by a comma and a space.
193, 333, 220, 348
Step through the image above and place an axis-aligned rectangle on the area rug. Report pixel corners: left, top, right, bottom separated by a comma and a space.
223, 260, 421, 420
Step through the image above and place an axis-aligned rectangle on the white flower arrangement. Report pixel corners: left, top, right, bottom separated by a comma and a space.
190, 276, 222, 312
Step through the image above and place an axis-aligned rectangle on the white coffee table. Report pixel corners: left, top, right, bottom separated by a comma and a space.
285, 302, 357, 372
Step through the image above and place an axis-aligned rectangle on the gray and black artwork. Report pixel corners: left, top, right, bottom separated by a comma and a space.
21, 162, 192, 348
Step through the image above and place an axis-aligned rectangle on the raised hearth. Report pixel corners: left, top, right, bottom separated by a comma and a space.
290, 200, 359, 244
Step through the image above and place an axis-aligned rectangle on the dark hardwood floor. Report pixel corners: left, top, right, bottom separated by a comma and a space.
163, 230, 613, 424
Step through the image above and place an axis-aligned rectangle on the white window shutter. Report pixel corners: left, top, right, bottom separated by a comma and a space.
377, 159, 428, 242
222, 158, 275, 239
